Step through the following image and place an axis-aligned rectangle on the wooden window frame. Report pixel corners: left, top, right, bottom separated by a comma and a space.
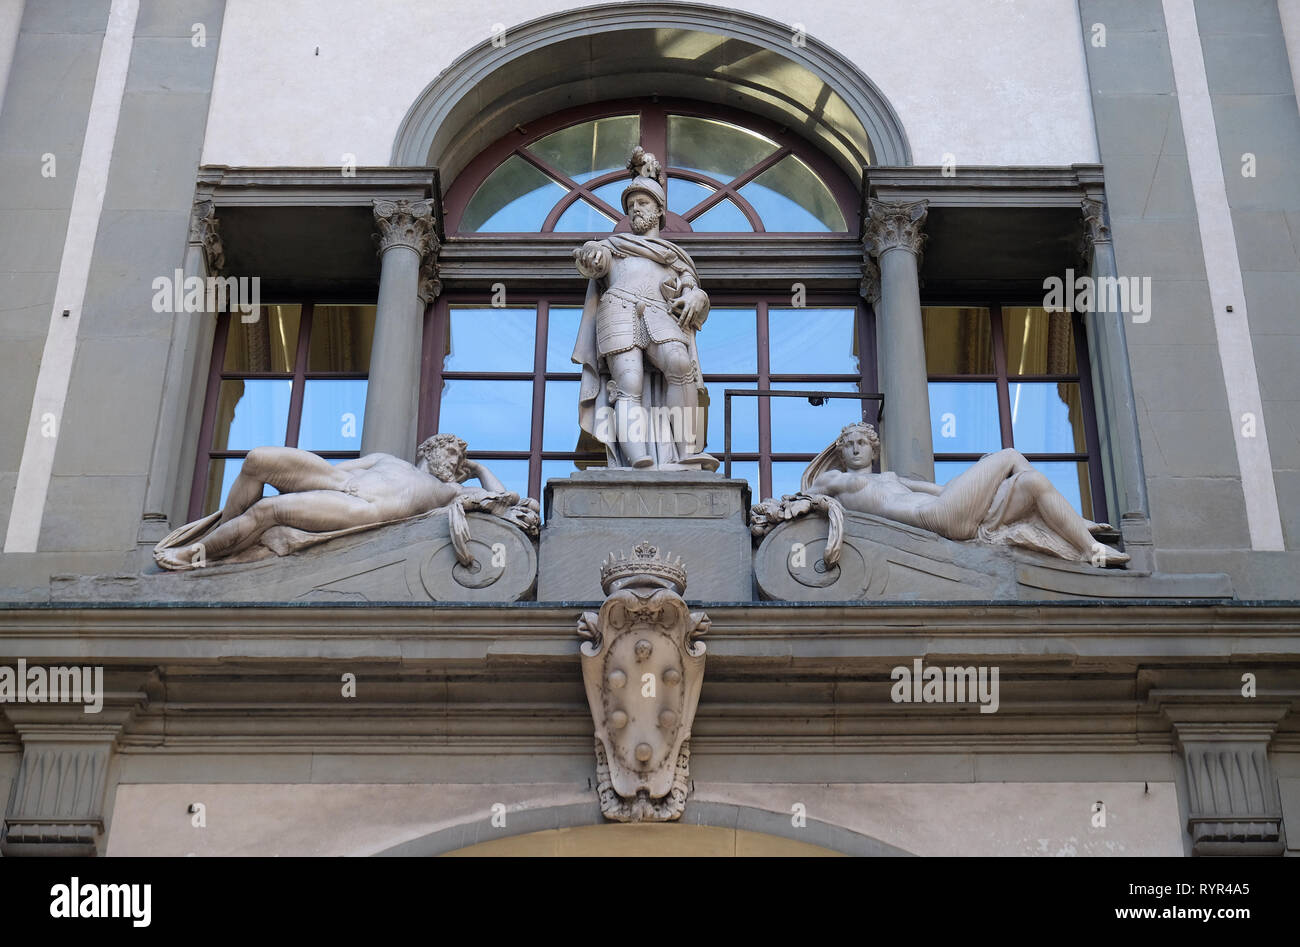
924, 301, 1107, 524
423, 291, 875, 502
442, 97, 861, 237
188, 301, 372, 520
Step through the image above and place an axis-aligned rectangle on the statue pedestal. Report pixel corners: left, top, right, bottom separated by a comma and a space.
539, 470, 752, 601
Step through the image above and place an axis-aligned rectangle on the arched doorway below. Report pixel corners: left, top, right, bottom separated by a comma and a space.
442, 822, 843, 856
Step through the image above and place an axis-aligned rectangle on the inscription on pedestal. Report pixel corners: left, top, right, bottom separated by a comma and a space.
539, 472, 752, 601
563, 488, 736, 518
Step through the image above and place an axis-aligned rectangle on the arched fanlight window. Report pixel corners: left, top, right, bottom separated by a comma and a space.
446, 101, 856, 235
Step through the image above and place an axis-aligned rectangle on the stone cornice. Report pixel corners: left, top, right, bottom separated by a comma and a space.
438, 234, 865, 287
3, 603, 1300, 663
863, 198, 928, 257
865, 164, 1105, 208
195, 166, 439, 209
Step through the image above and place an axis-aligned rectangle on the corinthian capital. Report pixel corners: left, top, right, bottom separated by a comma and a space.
1079, 198, 1111, 263
373, 198, 438, 256
189, 198, 225, 275
864, 198, 928, 257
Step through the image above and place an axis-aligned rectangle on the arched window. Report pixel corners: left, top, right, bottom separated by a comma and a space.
445, 101, 856, 235
429, 99, 870, 505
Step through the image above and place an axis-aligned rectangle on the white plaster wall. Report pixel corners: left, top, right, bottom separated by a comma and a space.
200, 0, 1098, 170
106, 780, 1180, 856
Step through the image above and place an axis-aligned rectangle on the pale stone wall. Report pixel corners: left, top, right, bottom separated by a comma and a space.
105, 779, 1182, 856
201, 0, 1099, 170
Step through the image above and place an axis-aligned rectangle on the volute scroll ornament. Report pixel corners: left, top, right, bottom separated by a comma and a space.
577, 542, 708, 822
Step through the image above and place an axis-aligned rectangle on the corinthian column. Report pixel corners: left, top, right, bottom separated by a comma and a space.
864, 198, 933, 481
362, 199, 438, 458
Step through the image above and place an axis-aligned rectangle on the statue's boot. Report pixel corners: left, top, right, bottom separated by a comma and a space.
615, 395, 654, 468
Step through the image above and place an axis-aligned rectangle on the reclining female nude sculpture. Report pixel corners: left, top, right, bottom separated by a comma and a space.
154, 434, 538, 571
751, 422, 1128, 567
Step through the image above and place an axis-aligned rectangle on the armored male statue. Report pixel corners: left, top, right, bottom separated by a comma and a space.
572, 148, 717, 470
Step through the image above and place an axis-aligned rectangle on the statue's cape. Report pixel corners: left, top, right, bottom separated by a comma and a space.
571, 233, 709, 467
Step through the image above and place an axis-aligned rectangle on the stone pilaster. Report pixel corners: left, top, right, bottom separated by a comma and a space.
1161, 700, 1288, 856
2, 671, 152, 856
863, 198, 933, 481
1079, 197, 1152, 569
362, 198, 439, 458
137, 198, 229, 560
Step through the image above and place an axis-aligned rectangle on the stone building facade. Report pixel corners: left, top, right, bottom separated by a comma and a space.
1, 0, 1299, 857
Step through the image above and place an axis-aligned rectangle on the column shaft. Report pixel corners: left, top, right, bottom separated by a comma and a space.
865, 199, 934, 482
361, 199, 437, 459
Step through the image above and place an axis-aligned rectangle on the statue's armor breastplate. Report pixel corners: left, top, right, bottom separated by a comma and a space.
596, 252, 690, 357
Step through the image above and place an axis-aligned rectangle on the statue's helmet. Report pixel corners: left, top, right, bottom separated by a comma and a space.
622, 147, 667, 228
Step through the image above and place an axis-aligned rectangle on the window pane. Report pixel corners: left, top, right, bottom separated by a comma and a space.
443, 307, 536, 372
541, 458, 579, 488
546, 306, 584, 373
526, 115, 639, 183
770, 382, 862, 454
668, 178, 714, 216
298, 379, 367, 451
474, 458, 530, 498
928, 381, 1000, 453
933, 460, 973, 486
922, 307, 994, 375
203, 457, 280, 516
461, 155, 565, 232
543, 380, 581, 451
212, 379, 291, 450
724, 460, 759, 495
223, 304, 299, 373
668, 115, 778, 180
1034, 460, 1091, 518
590, 180, 625, 213
437, 380, 533, 451
769, 307, 858, 375
688, 198, 753, 231
553, 198, 615, 232
308, 305, 375, 372
695, 307, 756, 374
703, 381, 758, 453
771, 461, 813, 500
738, 155, 846, 232
1003, 306, 1078, 375
1009, 382, 1087, 453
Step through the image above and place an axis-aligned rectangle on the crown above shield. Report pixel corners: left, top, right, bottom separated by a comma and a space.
599, 541, 686, 595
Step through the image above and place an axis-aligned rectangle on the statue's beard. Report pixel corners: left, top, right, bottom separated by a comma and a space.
631, 211, 655, 233
425, 455, 462, 483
